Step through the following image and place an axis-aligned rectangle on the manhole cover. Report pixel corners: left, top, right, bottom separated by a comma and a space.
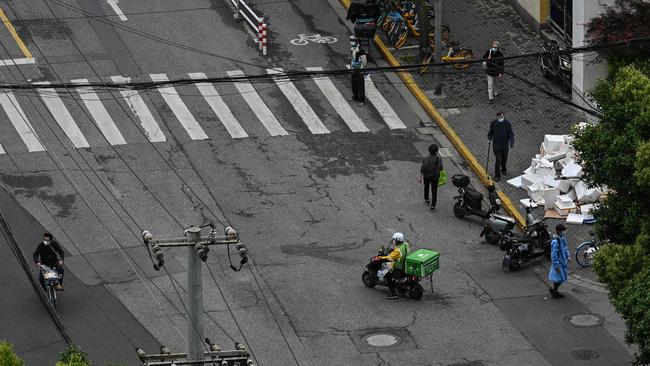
565, 312, 604, 328
364, 333, 401, 347
572, 349, 601, 360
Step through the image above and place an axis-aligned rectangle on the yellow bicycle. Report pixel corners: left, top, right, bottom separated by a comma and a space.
394, 12, 450, 49
418, 41, 473, 74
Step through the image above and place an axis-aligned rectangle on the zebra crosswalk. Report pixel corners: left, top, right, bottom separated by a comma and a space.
0, 68, 407, 154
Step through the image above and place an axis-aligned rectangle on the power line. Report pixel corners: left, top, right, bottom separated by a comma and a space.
3, 37, 648, 92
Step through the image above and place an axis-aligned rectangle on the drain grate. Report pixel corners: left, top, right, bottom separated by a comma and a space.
572, 349, 601, 360
565, 312, 605, 328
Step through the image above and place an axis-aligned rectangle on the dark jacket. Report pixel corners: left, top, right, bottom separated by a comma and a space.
420, 154, 443, 179
488, 119, 515, 150
347, 0, 380, 23
482, 49, 504, 77
33, 240, 64, 267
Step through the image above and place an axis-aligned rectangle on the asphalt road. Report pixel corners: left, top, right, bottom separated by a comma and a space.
0, 0, 633, 365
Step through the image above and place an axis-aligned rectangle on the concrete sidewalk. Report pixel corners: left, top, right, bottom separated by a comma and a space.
0, 187, 159, 366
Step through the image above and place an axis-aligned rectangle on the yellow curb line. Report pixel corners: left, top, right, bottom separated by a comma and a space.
0, 7, 33, 59
339, 0, 525, 228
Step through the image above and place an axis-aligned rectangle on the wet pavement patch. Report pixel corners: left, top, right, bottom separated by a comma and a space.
564, 312, 605, 328
572, 349, 601, 360
349, 327, 415, 353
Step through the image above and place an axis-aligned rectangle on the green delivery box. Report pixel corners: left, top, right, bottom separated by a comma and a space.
405, 249, 440, 277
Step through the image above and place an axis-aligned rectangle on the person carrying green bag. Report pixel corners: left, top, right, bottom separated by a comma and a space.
418, 143, 445, 212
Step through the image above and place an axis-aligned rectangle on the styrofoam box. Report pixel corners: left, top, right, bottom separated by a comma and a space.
544, 135, 567, 152
542, 188, 560, 210
562, 161, 583, 178
507, 175, 523, 189
521, 174, 545, 188
575, 181, 602, 204
555, 202, 577, 216
566, 213, 586, 224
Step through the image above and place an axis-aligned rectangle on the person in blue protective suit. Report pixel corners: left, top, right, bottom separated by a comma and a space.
548, 223, 570, 298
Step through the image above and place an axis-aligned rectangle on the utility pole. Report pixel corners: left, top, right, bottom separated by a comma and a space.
138, 225, 252, 366
432, 0, 443, 95
415, 0, 429, 64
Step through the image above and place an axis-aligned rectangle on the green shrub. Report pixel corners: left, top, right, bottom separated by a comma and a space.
593, 243, 648, 299
0, 342, 24, 366
56, 344, 90, 366
614, 266, 650, 364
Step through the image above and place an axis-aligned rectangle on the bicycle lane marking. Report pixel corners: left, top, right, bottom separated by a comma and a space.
0, 6, 35, 64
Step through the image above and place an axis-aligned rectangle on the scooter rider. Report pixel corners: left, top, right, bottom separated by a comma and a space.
33, 232, 64, 290
380, 232, 410, 300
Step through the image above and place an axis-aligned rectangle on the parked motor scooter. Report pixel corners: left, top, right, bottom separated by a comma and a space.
480, 202, 541, 246
361, 245, 424, 300
452, 174, 501, 220
354, 17, 376, 58
540, 40, 572, 92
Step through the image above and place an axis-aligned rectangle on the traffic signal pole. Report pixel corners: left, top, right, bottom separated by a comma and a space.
139, 225, 252, 365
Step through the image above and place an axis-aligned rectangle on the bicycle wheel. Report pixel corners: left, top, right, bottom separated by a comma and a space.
47, 286, 57, 308
418, 53, 433, 74
452, 48, 472, 70
394, 28, 408, 49
575, 241, 596, 267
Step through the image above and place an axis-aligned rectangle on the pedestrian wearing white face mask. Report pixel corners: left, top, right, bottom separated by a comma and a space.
482, 41, 504, 103
350, 36, 367, 106
487, 111, 514, 182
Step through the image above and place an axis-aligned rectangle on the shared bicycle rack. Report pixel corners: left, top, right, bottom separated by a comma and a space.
227, 0, 268, 56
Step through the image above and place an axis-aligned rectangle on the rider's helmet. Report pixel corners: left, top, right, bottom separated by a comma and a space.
349, 35, 359, 46
392, 232, 404, 244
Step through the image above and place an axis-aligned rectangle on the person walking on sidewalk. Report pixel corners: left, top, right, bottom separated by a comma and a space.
419, 143, 443, 211
350, 36, 367, 106
482, 41, 504, 103
549, 223, 570, 299
487, 111, 514, 182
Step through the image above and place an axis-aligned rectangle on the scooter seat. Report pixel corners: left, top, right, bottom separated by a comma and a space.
465, 187, 483, 202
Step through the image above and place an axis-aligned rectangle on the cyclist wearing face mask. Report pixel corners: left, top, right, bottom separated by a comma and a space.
33, 232, 65, 290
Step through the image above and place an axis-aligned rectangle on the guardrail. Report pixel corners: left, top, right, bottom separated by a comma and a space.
228, 0, 268, 56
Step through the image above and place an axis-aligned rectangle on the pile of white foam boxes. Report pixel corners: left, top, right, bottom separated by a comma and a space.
507, 131, 606, 224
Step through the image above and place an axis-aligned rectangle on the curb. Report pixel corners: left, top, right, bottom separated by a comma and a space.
338, 0, 525, 228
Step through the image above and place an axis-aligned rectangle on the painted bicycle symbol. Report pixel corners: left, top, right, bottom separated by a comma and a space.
290, 33, 338, 46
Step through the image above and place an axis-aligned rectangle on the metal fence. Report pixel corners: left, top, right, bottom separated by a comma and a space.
228, 0, 268, 55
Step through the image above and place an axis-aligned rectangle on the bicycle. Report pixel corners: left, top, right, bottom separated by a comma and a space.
394, 15, 450, 49
418, 40, 473, 74
575, 231, 604, 267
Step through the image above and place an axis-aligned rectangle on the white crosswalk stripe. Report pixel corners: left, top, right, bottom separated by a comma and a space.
305, 67, 369, 133
0, 68, 410, 155
72, 79, 127, 145
0, 91, 45, 152
35, 82, 90, 148
188, 73, 248, 139
345, 65, 407, 130
227, 69, 288, 136
111, 76, 166, 143
150, 74, 208, 140
267, 68, 329, 135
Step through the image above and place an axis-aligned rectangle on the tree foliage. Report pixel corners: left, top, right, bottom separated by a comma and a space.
56, 344, 90, 366
577, 64, 650, 363
0, 342, 24, 366
586, 0, 650, 44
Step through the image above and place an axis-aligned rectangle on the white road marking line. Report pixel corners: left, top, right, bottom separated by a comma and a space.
150, 73, 208, 140
227, 69, 288, 136
0, 91, 45, 152
34, 82, 90, 148
107, 0, 128, 21
188, 73, 248, 139
71, 78, 127, 145
345, 66, 406, 130
305, 66, 368, 133
267, 68, 329, 135
0, 57, 35, 67
111, 76, 166, 142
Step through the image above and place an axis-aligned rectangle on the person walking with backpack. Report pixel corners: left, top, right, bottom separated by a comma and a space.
350, 36, 367, 106
419, 143, 443, 211
482, 41, 504, 103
